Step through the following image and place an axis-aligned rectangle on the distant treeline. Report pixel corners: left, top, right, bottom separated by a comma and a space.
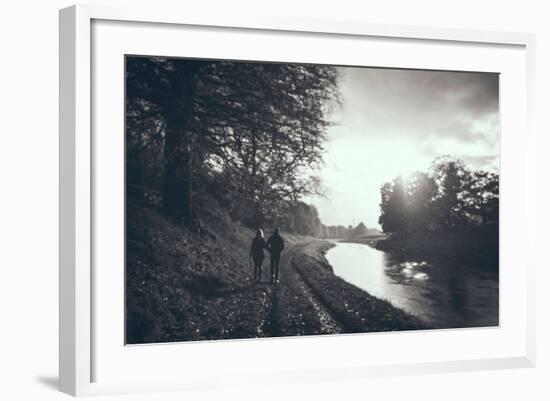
378, 156, 499, 265
274, 202, 380, 239
321, 222, 381, 239
126, 57, 340, 233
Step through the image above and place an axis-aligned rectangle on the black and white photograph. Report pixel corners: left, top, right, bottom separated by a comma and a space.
125, 56, 499, 344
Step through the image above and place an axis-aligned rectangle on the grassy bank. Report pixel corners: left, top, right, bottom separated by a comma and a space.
126, 200, 318, 343
292, 242, 426, 332
127, 200, 262, 344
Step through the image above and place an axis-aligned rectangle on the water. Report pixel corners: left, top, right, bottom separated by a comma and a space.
325, 241, 498, 328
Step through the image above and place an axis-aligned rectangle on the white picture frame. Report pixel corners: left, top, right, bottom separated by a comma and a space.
59, 3, 536, 397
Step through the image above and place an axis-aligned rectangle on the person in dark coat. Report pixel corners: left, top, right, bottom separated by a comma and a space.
266, 227, 285, 284
249, 229, 267, 283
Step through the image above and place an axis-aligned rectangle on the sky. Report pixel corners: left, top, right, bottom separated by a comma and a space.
305, 67, 500, 229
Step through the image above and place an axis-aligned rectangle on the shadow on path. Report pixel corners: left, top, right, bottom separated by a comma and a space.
214, 282, 258, 296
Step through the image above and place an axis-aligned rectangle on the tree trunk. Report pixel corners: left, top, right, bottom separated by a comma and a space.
162, 63, 198, 224
163, 118, 193, 223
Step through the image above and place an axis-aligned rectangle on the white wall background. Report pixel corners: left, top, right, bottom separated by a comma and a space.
0, 0, 547, 399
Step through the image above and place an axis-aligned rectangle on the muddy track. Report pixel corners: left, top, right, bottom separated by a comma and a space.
262, 241, 343, 337
293, 266, 343, 334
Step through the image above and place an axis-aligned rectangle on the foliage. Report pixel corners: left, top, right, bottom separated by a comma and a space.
126, 57, 341, 230
278, 201, 323, 236
378, 156, 499, 237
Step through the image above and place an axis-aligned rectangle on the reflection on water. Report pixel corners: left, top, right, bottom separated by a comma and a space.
325, 241, 498, 328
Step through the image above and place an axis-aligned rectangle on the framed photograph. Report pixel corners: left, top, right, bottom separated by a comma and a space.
59, 4, 536, 397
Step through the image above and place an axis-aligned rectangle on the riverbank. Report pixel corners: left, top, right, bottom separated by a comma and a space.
338, 235, 389, 247
292, 241, 426, 333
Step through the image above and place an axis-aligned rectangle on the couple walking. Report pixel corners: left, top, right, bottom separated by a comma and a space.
249, 227, 285, 284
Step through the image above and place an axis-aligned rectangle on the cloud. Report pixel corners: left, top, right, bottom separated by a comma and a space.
455, 74, 499, 118
337, 67, 499, 144
436, 112, 499, 144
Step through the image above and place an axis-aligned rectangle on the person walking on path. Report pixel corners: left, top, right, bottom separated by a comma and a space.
266, 227, 285, 284
249, 229, 267, 283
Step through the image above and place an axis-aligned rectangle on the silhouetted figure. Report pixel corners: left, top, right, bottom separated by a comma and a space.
267, 227, 285, 284
249, 229, 266, 283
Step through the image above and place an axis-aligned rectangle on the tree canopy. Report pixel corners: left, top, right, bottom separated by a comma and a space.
126, 57, 340, 230
378, 156, 499, 238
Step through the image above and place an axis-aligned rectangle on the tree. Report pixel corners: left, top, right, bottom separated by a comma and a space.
126, 57, 206, 223
210, 63, 340, 227
463, 170, 499, 224
406, 172, 438, 235
429, 156, 470, 229
378, 156, 499, 238
351, 222, 369, 238
281, 202, 323, 236
126, 57, 341, 227
378, 176, 408, 236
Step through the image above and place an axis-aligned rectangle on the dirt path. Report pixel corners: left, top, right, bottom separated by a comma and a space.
262, 240, 343, 337
293, 270, 342, 334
